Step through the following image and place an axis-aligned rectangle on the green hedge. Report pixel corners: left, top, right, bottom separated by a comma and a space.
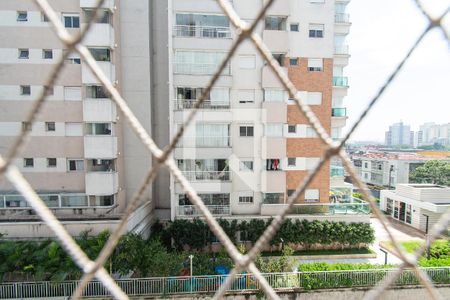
158, 218, 375, 251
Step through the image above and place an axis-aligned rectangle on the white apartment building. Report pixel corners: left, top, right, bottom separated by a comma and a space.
380, 184, 450, 233
0, 0, 356, 237
417, 122, 450, 147
166, 0, 352, 220
385, 122, 414, 147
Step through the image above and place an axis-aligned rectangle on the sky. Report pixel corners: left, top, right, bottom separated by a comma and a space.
344, 0, 450, 142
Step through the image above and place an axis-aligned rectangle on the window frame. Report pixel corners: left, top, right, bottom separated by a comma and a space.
239, 160, 254, 172
68, 159, 84, 172
238, 195, 254, 204
290, 23, 299, 32
239, 125, 254, 137
20, 85, 31, 95
47, 158, 57, 168
45, 122, 56, 132
17, 11, 28, 22
287, 157, 296, 167
309, 24, 324, 38
23, 158, 34, 168
288, 125, 296, 133
18, 49, 29, 59
43, 49, 53, 59
63, 13, 80, 28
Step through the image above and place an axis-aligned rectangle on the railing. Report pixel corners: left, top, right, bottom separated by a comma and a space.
174, 99, 230, 110
332, 107, 347, 117
333, 76, 349, 87
173, 62, 231, 75
181, 171, 230, 181
1, 268, 448, 298
177, 205, 231, 216
177, 136, 231, 147
173, 25, 232, 39
0, 193, 92, 209
263, 202, 371, 215
334, 45, 349, 55
335, 13, 350, 23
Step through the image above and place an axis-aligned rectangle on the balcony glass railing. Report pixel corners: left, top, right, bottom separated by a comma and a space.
331, 165, 345, 177
263, 193, 285, 204
177, 205, 231, 216
0, 193, 106, 209
178, 136, 231, 147
173, 25, 231, 39
181, 170, 230, 181
335, 13, 350, 23
174, 99, 230, 110
263, 203, 371, 215
332, 107, 347, 117
334, 45, 349, 55
333, 76, 349, 87
173, 62, 231, 75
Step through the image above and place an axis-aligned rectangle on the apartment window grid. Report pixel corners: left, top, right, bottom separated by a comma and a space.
18, 49, 29, 59
238, 195, 254, 204
309, 24, 324, 38
17, 11, 28, 22
63, 14, 80, 28
5, 2, 447, 299
239, 125, 254, 137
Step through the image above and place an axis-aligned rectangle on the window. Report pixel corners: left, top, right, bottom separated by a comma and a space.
44, 86, 54, 96
64, 86, 81, 101
175, 13, 230, 38
265, 124, 283, 137
287, 189, 295, 197
22, 122, 32, 132
308, 58, 323, 71
265, 16, 287, 30
266, 159, 281, 171
47, 158, 57, 167
272, 53, 285, 66
17, 11, 28, 22
174, 51, 229, 75
238, 55, 256, 69
288, 125, 296, 133
45, 122, 56, 131
305, 189, 320, 202
43, 49, 53, 59
239, 196, 254, 204
239, 160, 254, 171
89, 48, 111, 61
386, 198, 393, 215
289, 58, 298, 66
307, 92, 322, 105
288, 158, 296, 166
309, 24, 324, 38
68, 159, 84, 171
238, 90, 255, 104
239, 126, 254, 137
264, 89, 284, 102
364, 162, 368, 168
20, 85, 31, 95
263, 193, 284, 204
24, 158, 34, 168
18, 49, 29, 59
86, 123, 112, 135
41, 12, 49, 22
92, 195, 114, 206
290, 23, 299, 32
86, 85, 109, 98
63, 14, 80, 28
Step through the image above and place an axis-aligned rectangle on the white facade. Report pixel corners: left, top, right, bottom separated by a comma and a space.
380, 184, 450, 232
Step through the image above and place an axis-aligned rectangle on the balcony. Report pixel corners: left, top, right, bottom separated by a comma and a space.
85, 172, 118, 195
173, 62, 230, 76
334, 45, 349, 55
176, 205, 231, 217
82, 62, 115, 84
83, 99, 116, 122
333, 76, 349, 87
82, 23, 114, 47
332, 107, 347, 117
177, 136, 231, 148
84, 136, 118, 158
181, 171, 230, 181
261, 203, 371, 216
174, 99, 230, 110
173, 25, 231, 39
335, 13, 350, 23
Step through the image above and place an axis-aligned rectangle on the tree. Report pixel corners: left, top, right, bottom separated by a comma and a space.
410, 160, 450, 186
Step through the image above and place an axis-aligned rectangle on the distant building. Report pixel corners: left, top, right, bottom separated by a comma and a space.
380, 184, 450, 232
351, 152, 450, 189
417, 122, 450, 146
385, 122, 413, 147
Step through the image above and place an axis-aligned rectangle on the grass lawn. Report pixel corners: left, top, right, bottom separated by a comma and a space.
383, 239, 449, 255
260, 247, 374, 257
